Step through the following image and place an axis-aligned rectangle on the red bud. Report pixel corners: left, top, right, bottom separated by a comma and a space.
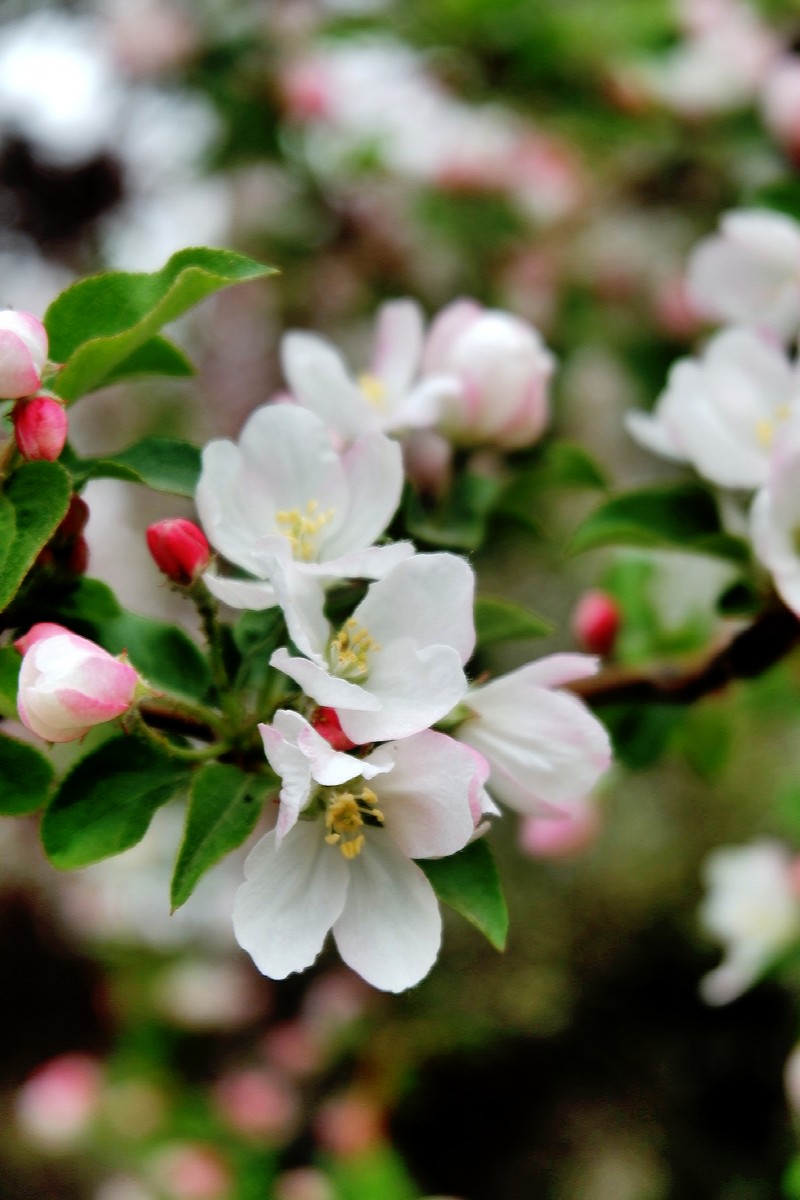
571, 590, 620, 657
311, 707, 356, 752
147, 518, 210, 585
13, 394, 67, 462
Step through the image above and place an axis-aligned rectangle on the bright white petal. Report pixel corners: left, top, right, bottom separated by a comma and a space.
356, 552, 476, 663
270, 647, 382, 712
233, 824, 348, 980
370, 298, 424, 397
339, 640, 467, 743
202, 570, 278, 611
321, 432, 404, 559
373, 730, 478, 859
332, 836, 441, 992
282, 331, 373, 441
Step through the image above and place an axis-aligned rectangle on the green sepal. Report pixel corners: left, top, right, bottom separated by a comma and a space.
41, 733, 190, 868
419, 838, 508, 951
170, 763, 272, 910
45, 246, 275, 403
0, 461, 72, 612
568, 483, 751, 563
0, 734, 54, 815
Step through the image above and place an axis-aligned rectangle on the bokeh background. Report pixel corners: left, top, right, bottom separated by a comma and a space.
4, 1, 800, 1197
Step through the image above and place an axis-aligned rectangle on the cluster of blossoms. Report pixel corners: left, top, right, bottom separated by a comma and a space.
12, 294, 611, 993
627, 206, 800, 618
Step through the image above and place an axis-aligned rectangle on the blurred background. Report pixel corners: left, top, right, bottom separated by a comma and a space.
4, 0, 800, 1196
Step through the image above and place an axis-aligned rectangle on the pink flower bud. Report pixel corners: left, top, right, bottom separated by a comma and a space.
0, 310, 48, 399
310, 707, 356, 752
15, 623, 140, 743
518, 796, 602, 860
13, 394, 67, 461
422, 301, 554, 450
146, 519, 210, 585
212, 1068, 299, 1139
314, 1090, 385, 1159
762, 56, 800, 163
571, 590, 620, 656
148, 1143, 230, 1200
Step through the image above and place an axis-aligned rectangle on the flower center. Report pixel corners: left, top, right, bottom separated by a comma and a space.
357, 372, 387, 410
756, 404, 791, 450
327, 617, 380, 681
275, 500, 335, 561
324, 786, 384, 859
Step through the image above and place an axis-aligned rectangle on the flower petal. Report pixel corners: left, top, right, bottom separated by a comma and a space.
332, 836, 441, 992
233, 824, 348, 980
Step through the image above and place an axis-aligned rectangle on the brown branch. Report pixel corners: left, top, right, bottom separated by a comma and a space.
567, 603, 800, 707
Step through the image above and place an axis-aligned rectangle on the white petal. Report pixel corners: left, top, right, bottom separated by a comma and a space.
282, 331, 373, 441
270, 647, 382, 712
202, 570, 278, 611
339, 640, 467, 744
372, 730, 478, 859
321, 432, 404, 559
370, 298, 424, 397
233, 824, 348, 980
356, 552, 476, 664
259, 715, 313, 843
332, 836, 441, 992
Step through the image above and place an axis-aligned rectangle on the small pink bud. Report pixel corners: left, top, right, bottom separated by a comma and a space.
571, 590, 620, 656
146, 519, 210, 585
0, 309, 48, 398
15, 1053, 102, 1150
148, 1143, 230, 1200
314, 1090, 385, 1159
518, 797, 601, 860
13, 394, 67, 461
16, 623, 140, 743
212, 1068, 299, 1139
311, 707, 356, 752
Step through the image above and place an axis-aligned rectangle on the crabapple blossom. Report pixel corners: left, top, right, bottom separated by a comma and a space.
270, 552, 475, 743
698, 840, 800, 1004
686, 209, 800, 340
626, 327, 800, 488
16, 622, 140, 743
195, 403, 413, 630
750, 420, 800, 615
421, 299, 554, 450
281, 299, 454, 443
454, 653, 611, 817
13, 393, 67, 461
234, 715, 489, 991
0, 309, 48, 399
146, 518, 210, 585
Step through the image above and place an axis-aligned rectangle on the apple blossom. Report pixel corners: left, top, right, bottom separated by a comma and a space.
146, 518, 210, 585
686, 209, 800, 340
270, 552, 475, 744
0, 309, 48, 399
626, 326, 800, 488
234, 712, 488, 991
13, 393, 67, 461
698, 840, 800, 1004
421, 299, 554, 450
750, 420, 800, 615
195, 402, 413, 624
16, 622, 140, 743
454, 653, 611, 817
281, 299, 455, 443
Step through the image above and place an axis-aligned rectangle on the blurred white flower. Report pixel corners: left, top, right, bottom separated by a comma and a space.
699, 840, 800, 1004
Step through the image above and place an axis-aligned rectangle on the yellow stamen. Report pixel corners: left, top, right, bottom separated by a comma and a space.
323, 786, 385, 859
328, 617, 380, 681
357, 372, 387, 410
756, 405, 791, 451
275, 500, 335, 561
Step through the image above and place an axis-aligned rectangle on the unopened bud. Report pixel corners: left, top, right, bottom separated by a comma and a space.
571, 589, 620, 656
0, 310, 48, 399
58, 494, 90, 538
13, 394, 67, 461
311, 707, 356, 752
146, 518, 210, 585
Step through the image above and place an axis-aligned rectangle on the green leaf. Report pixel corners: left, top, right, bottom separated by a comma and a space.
0, 494, 15, 582
324, 1146, 420, 1200
65, 437, 201, 496
602, 703, 682, 769
0, 646, 20, 720
420, 839, 508, 951
497, 441, 608, 530
475, 596, 552, 645
41, 735, 189, 868
100, 335, 194, 385
48, 576, 123, 625
45, 246, 275, 402
0, 734, 54, 815
100, 611, 212, 702
568, 483, 751, 563
404, 472, 502, 550
171, 763, 268, 910
0, 461, 72, 612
